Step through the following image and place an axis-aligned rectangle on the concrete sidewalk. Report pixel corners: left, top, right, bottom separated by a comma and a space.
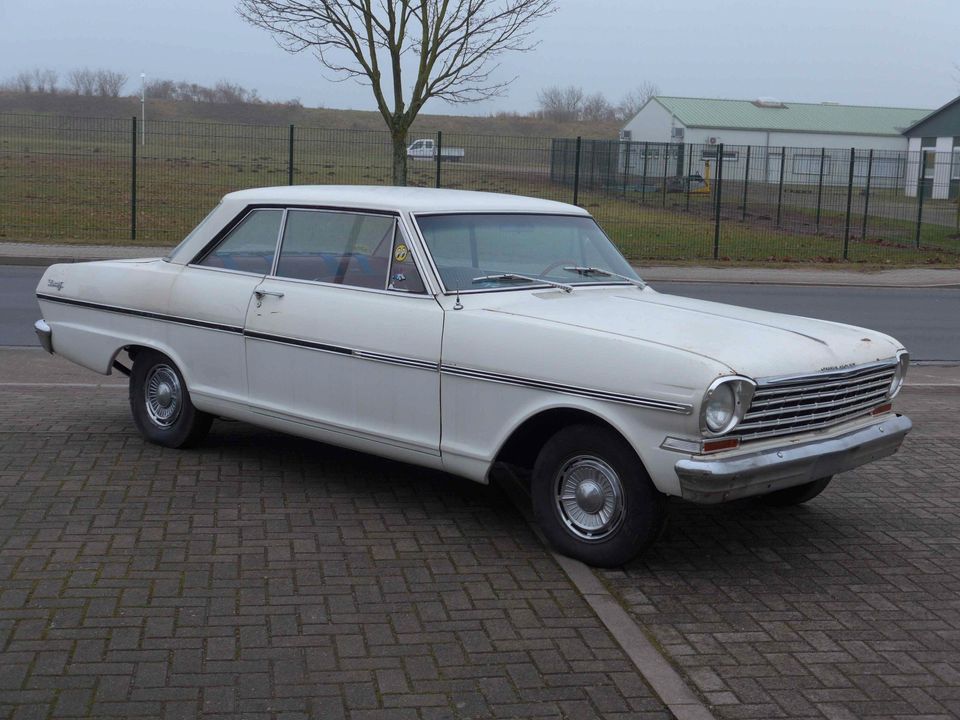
2, 241, 959, 287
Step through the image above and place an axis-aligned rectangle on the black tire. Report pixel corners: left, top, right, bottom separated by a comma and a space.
761, 476, 832, 507
129, 349, 212, 448
532, 424, 666, 568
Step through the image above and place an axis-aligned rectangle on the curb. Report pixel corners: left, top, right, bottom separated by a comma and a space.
642, 275, 960, 289
492, 467, 719, 720
4, 253, 959, 288
1, 256, 102, 267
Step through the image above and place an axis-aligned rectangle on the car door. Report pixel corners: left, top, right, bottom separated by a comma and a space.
167, 207, 283, 406
243, 207, 442, 458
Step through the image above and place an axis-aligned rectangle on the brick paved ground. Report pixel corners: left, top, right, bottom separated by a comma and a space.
602, 387, 960, 720
0, 379, 669, 720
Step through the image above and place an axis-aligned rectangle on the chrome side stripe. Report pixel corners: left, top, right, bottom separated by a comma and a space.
440, 365, 692, 414
353, 349, 439, 371
244, 331, 439, 371
36, 294, 243, 334
38, 293, 688, 413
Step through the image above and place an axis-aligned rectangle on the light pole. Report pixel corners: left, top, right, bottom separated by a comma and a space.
140, 73, 146, 146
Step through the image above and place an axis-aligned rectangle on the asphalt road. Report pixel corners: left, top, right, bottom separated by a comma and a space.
4, 265, 958, 360
654, 281, 960, 362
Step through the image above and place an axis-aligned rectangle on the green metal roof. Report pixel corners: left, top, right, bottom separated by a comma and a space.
653, 97, 932, 137
902, 95, 960, 137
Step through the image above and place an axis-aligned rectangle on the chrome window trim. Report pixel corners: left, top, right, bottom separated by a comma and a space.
385, 219, 430, 295
255, 273, 436, 300
191, 206, 286, 272
269, 208, 289, 277
268, 208, 430, 296
182, 264, 269, 279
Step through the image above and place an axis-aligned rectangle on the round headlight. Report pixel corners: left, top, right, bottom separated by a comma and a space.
889, 351, 909, 398
704, 383, 736, 433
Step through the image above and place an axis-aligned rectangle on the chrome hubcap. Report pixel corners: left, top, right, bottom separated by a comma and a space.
145, 365, 182, 428
555, 455, 625, 541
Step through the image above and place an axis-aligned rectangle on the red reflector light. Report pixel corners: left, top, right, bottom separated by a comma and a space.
872, 402, 893, 415
703, 438, 740, 453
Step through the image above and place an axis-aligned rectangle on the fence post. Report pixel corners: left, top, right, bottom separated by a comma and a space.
915, 152, 926, 248
861, 149, 873, 240
641, 142, 649, 203
741, 145, 751, 220
843, 148, 855, 260
622, 141, 632, 197
685, 144, 692, 211
815, 147, 826, 232
288, 124, 294, 185
776, 147, 786, 226
573, 136, 582, 206
588, 140, 597, 190
435, 130, 443, 188
131, 116, 137, 241
661, 143, 669, 207
713, 143, 724, 259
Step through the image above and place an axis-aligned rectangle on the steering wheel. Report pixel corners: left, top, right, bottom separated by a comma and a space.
540, 259, 576, 276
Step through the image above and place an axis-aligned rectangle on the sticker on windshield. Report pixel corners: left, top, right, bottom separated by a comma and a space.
394, 243, 409, 262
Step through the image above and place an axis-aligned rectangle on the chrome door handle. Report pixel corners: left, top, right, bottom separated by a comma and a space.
254, 289, 284, 299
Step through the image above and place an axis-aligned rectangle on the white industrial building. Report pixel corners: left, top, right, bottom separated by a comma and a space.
619, 97, 931, 188
902, 95, 960, 200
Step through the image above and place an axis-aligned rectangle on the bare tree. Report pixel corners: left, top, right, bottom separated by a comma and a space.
32, 68, 59, 94
581, 91, 615, 122
536, 85, 583, 122
13, 71, 35, 93
95, 70, 127, 97
68, 68, 98, 95
238, 0, 557, 185
618, 81, 659, 121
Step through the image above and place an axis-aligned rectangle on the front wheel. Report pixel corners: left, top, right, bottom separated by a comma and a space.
532, 425, 666, 567
129, 349, 212, 448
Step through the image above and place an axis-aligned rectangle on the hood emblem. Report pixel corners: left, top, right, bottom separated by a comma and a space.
820, 362, 855, 372
47, 279, 64, 291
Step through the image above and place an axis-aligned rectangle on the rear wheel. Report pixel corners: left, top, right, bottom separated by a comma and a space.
129, 350, 212, 448
532, 424, 666, 568
761, 476, 832, 507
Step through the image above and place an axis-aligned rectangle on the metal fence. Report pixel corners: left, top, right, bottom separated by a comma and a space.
2, 112, 959, 263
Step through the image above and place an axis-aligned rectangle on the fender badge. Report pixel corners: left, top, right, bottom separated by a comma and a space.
47, 279, 64, 291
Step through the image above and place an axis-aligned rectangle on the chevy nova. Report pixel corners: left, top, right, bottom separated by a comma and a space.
35, 186, 912, 566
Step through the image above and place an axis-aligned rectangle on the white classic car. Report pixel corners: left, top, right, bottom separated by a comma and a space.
35, 186, 912, 566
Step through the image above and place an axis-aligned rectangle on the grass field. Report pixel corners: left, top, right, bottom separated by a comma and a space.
2, 111, 959, 265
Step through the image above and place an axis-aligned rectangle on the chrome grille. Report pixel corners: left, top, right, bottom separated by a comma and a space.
734, 362, 896, 441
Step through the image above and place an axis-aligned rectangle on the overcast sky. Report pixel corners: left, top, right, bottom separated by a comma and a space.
1, 0, 957, 115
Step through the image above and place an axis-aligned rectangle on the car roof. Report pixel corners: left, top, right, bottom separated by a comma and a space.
223, 185, 590, 216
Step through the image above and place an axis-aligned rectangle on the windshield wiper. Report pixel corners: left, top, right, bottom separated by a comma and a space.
472, 273, 573, 293
562, 266, 646, 288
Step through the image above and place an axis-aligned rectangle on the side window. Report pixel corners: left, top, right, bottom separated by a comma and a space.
197, 208, 283, 275
275, 210, 396, 289
387, 226, 426, 293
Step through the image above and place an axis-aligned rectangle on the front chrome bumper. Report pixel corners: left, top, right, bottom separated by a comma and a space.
34, 319, 53, 354
675, 414, 912, 504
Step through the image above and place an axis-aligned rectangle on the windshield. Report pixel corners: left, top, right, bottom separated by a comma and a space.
415, 213, 642, 292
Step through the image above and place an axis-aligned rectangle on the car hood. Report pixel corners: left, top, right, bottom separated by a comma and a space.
476, 286, 903, 379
